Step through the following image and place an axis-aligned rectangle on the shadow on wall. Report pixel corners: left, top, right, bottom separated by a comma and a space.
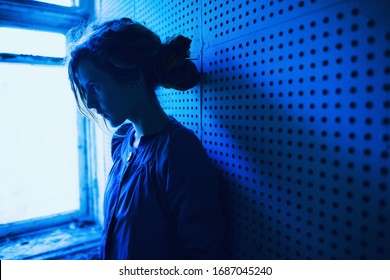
202, 0, 389, 260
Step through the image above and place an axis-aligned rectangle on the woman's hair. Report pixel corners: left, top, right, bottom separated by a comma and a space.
66, 17, 199, 125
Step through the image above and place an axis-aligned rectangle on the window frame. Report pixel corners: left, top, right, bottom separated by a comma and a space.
0, 0, 99, 246
0, 0, 93, 34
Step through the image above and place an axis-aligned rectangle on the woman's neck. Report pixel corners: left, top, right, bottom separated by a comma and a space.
129, 97, 171, 147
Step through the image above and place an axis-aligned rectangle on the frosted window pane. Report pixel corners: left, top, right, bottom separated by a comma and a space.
0, 28, 66, 57
0, 63, 80, 224
34, 0, 77, 7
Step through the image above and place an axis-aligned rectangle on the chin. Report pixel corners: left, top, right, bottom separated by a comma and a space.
107, 117, 126, 128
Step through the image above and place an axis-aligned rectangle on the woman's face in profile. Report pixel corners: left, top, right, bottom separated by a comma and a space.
76, 58, 140, 127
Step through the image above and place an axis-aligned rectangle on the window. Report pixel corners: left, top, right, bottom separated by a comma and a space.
0, 62, 80, 224
0, 0, 100, 260
35, 0, 79, 7
0, 27, 66, 57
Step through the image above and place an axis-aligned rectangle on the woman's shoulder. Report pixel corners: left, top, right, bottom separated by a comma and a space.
157, 118, 209, 164
165, 119, 202, 149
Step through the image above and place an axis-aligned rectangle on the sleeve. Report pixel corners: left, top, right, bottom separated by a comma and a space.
164, 129, 228, 259
111, 123, 133, 160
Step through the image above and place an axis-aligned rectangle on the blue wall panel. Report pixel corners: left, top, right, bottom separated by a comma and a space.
99, 0, 389, 259
202, 0, 390, 259
100, 0, 135, 19
202, 0, 344, 47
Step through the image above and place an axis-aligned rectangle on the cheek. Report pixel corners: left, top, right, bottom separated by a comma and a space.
102, 84, 134, 113
107, 95, 131, 116
118, 87, 135, 108
100, 88, 122, 107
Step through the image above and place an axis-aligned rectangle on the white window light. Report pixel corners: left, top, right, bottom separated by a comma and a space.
33, 0, 79, 7
0, 63, 80, 225
0, 28, 66, 57
0, 6, 102, 259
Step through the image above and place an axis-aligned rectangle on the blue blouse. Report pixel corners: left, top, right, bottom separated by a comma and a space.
101, 117, 227, 259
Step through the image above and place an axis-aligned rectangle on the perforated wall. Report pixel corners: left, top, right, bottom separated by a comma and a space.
100, 0, 135, 19
99, 0, 389, 259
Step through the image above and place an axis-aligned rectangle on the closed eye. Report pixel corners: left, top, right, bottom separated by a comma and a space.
87, 83, 100, 93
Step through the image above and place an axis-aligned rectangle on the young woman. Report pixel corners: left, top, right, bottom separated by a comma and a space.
67, 18, 227, 259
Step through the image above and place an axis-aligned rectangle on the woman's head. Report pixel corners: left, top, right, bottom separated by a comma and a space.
67, 18, 199, 126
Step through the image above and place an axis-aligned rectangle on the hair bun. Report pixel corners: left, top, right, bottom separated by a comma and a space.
167, 35, 191, 58
158, 35, 199, 91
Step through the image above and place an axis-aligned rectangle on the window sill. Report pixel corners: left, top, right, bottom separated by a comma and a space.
0, 221, 101, 260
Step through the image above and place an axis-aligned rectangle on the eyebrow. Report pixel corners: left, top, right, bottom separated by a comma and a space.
86, 81, 99, 86
79, 81, 99, 90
